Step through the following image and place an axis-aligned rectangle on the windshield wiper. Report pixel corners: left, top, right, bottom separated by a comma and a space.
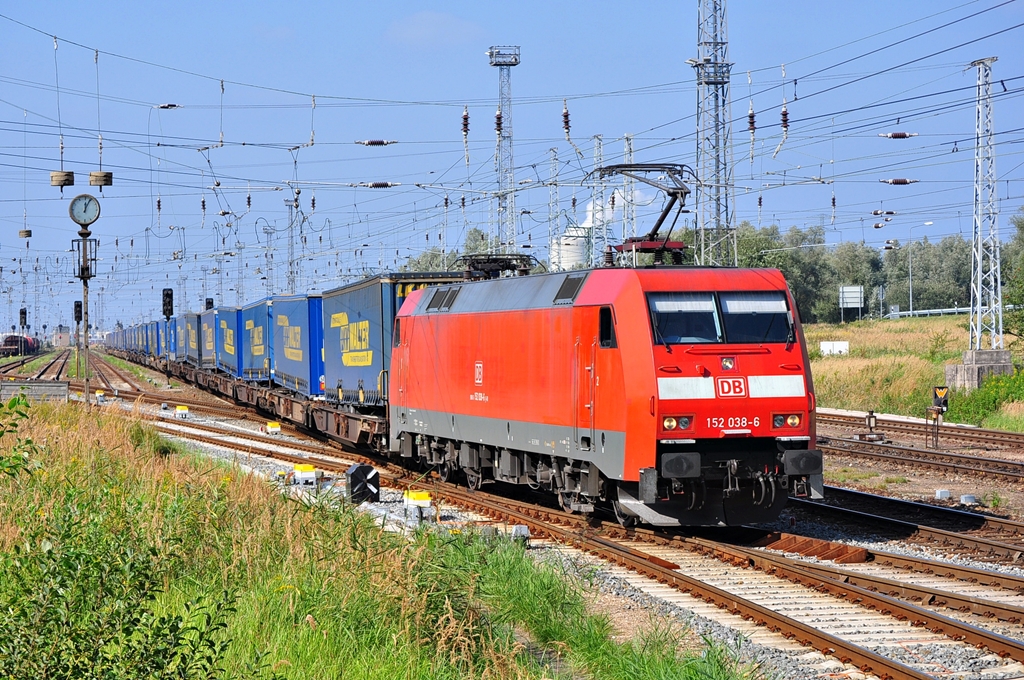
652, 316, 672, 353
785, 312, 795, 350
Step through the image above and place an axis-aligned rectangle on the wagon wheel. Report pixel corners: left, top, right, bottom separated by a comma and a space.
464, 468, 482, 491
437, 461, 454, 484
558, 491, 577, 514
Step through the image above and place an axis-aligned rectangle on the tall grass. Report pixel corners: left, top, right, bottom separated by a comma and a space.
0, 402, 762, 680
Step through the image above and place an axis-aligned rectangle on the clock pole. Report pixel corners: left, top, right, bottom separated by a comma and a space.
70, 194, 99, 410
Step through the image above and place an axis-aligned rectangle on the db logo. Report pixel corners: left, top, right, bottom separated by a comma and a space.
474, 361, 484, 385
716, 376, 746, 398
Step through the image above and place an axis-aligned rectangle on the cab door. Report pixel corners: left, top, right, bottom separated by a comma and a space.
573, 308, 597, 451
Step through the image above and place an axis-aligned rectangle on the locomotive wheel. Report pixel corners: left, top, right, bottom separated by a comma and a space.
465, 468, 482, 491
612, 495, 638, 529
558, 491, 576, 514
437, 462, 454, 484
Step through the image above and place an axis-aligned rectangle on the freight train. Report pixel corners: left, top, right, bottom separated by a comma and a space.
0, 334, 41, 358
108, 265, 823, 527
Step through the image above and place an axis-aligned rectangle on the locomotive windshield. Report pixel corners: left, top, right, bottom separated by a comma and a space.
719, 291, 791, 343
648, 292, 722, 344
648, 290, 791, 345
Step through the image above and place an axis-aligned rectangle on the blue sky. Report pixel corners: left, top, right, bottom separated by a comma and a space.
0, 1, 1022, 330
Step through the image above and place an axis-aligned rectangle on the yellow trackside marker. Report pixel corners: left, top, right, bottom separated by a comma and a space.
266, 421, 281, 434
403, 490, 432, 506
293, 463, 315, 472
175, 405, 189, 419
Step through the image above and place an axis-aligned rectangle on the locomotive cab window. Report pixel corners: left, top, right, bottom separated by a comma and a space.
719, 291, 790, 343
648, 292, 721, 345
599, 306, 616, 348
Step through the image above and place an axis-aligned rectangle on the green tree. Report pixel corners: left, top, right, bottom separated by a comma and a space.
1002, 208, 1024, 341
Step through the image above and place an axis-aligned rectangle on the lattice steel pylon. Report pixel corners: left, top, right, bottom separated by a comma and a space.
690, 0, 736, 266
969, 57, 1003, 350
488, 46, 520, 254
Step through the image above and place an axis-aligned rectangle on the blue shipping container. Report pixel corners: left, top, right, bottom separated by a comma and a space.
271, 294, 323, 397
174, 316, 186, 362
200, 309, 218, 369
322, 272, 461, 406
240, 299, 272, 381
216, 307, 243, 377
184, 313, 200, 365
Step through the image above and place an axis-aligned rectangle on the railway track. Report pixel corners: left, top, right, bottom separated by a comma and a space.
31, 349, 72, 381
137, 405, 1024, 679
818, 409, 1024, 450
819, 436, 1024, 484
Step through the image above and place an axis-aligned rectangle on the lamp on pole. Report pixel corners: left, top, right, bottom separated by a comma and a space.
69, 194, 100, 409
909, 221, 933, 317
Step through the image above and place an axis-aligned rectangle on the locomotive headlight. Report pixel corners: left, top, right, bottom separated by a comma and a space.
773, 415, 785, 428
663, 417, 677, 430
721, 357, 735, 370
787, 414, 801, 427
677, 416, 691, 429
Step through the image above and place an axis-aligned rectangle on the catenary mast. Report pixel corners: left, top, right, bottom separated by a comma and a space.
691, 0, 736, 266
969, 57, 1003, 350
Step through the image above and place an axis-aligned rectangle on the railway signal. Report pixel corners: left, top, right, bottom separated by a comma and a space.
74, 301, 82, 324
162, 288, 174, 320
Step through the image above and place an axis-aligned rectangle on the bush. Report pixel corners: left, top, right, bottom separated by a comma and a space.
946, 370, 1024, 425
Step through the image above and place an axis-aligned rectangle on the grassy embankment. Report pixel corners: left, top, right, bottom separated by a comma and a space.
806, 315, 1024, 429
0, 399, 760, 680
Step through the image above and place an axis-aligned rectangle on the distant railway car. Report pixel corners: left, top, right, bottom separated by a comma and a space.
322, 272, 461, 407
184, 313, 200, 366
271, 294, 323, 397
0, 334, 39, 357
200, 309, 218, 369
389, 267, 822, 527
240, 299, 272, 381
217, 307, 242, 378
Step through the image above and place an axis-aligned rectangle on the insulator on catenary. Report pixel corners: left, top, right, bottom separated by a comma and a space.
609, 194, 615, 210
878, 132, 918, 139
444, 195, 450, 209
462, 107, 469, 135
562, 99, 571, 140
355, 139, 397, 146
310, 195, 315, 211
758, 195, 763, 208
494, 108, 503, 136
201, 198, 206, 213
156, 198, 161, 213
747, 102, 756, 132
879, 178, 919, 185
780, 101, 789, 131
460, 195, 466, 209
246, 193, 251, 210
359, 181, 400, 189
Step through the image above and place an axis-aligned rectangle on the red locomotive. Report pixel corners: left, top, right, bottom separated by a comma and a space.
389, 266, 822, 526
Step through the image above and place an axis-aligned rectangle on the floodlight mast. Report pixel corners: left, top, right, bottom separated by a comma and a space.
487, 46, 520, 255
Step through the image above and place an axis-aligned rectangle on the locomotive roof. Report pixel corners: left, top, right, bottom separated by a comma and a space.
404, 267, 789, 316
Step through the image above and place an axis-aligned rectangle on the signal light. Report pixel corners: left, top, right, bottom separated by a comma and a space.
787, 415, 801, 427
162, 288, 174, 319
19, 308, 27, 328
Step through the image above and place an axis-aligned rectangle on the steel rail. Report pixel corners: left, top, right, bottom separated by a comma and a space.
818, 412, 1024, 448
819, 438, 1024, 483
